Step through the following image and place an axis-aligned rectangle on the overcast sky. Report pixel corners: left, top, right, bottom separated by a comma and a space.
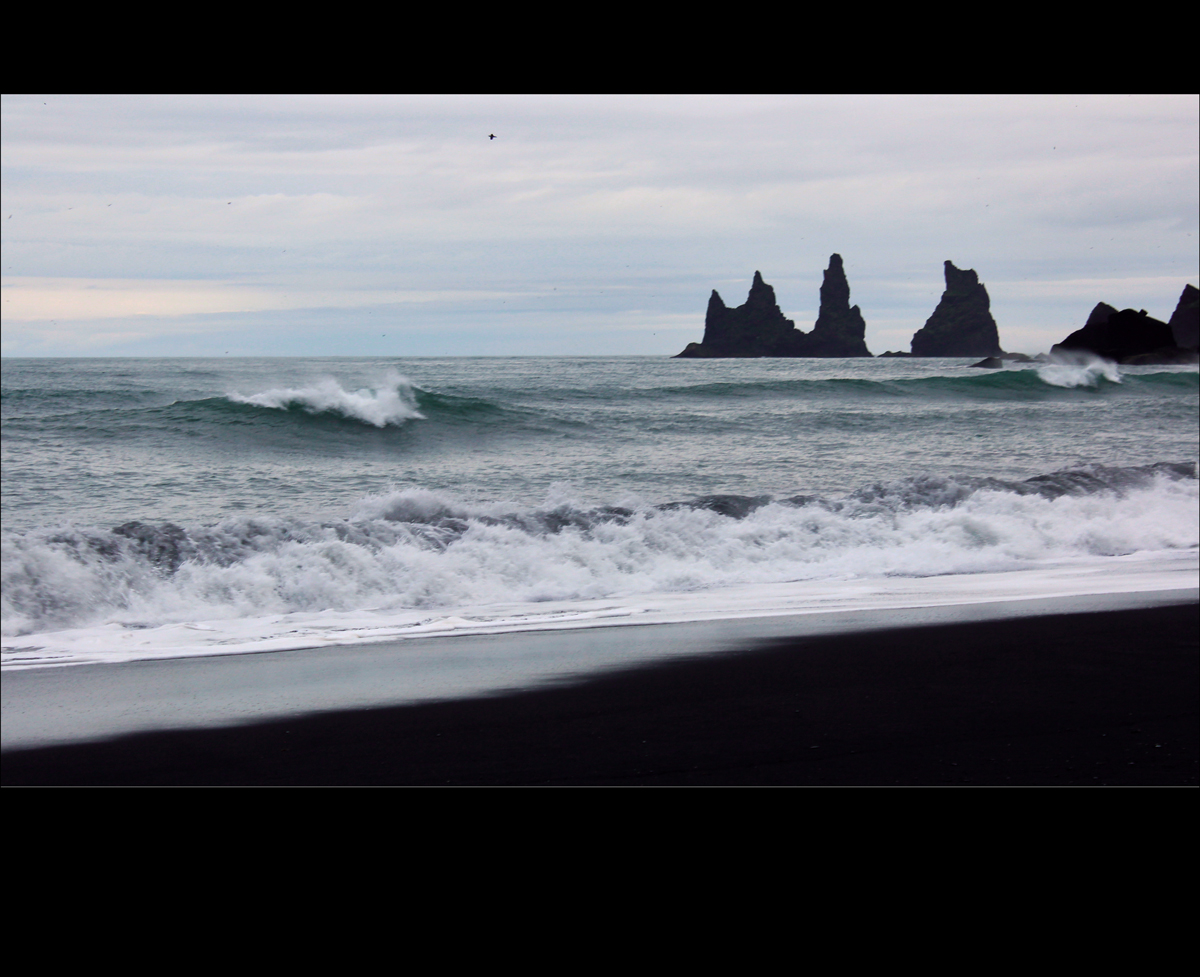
2, 94, 1197, 358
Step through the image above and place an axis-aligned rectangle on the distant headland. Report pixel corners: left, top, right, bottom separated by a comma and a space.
675, 257, 1199, 364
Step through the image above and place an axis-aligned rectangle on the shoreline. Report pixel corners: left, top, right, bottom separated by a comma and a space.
4, 583, 1196, 751
4, 599, 1196, 786
6, 549, 1197, 671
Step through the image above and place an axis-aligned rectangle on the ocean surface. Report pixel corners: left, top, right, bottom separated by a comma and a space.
2, 355, 1197, 668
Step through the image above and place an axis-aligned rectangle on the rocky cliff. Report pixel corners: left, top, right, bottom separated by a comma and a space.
909, 261, 1003, 357
675, 255, 872, 358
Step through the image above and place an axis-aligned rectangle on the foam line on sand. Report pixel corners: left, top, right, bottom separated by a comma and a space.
3, 594, 1197, 785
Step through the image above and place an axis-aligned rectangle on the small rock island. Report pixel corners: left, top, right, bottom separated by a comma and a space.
675, 254, 871, 358
1049, 285, 1198, 364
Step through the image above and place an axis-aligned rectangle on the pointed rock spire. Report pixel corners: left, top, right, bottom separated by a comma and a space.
677, 260, 874, 358
820, 253, 851, 310
1169, 284, 1198, 350
700, 289, 732, 350
681, 272, 798, 357
809, 253, 871, 356
910, 260, 1003, 357
744, 271, 781, 312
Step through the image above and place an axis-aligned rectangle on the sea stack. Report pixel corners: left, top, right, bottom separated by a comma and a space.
676, 272, 804, 358
1050, 290, 1197, 364
807, 254, 871, 357
910, 261, 1003, 357
675, 256, 872, 358
1168, 284, 1199, 351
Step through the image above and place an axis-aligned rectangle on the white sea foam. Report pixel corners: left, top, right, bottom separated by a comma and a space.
3, 551, 1196, 672
1037, 355, 1122, 388
227, 370, 424, 427
3, 471, 1196, 664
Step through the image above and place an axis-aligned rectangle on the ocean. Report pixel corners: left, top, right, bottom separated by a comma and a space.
2, 354, 1197, 669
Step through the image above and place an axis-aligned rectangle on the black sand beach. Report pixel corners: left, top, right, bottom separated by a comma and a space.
3, 603, 1196, 786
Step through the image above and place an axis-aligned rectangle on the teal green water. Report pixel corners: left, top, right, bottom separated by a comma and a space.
3, 355, 1196, 637
3, 356, 1196, 528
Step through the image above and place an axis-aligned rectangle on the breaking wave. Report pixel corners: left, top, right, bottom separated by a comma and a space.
4, 463, 1195, 638
226, 371, 425, 427
1036, 356, 1123, 388
652, 368, 1195, 401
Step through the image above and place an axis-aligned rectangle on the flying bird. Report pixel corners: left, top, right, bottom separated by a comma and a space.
489, 134, 496, 140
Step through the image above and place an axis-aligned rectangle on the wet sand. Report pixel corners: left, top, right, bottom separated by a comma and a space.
4, 602, 1196, 786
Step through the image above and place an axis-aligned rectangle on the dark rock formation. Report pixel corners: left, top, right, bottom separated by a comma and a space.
971, 353, 1034, 366
675, 256, 872, 358
1168, 284, 1198, 350
807, 254, 871, 357
910, 261, 1003, 357
1085, 302, 1119, 329
1051, 305, 1180, 363
1050, 288, 1199, 364
676, 272, 803, 358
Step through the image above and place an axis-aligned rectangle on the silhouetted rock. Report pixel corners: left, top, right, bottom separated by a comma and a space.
1085, 302, 1119, 328
675, 257, 872, 358
1051, 290, 1199, 364
910, 261, 1004, 357
1051, 307, 1177, 363
1168, 284, 1198, 350
972, 353, 1034, 365
675, 273, 802, 358
808, 254, 871, 357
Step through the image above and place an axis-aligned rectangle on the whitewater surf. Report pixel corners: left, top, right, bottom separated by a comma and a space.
3, 355, 1196, 669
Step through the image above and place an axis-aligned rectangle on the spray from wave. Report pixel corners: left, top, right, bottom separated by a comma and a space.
1037, 354, 1122, 389
226, 370, 424, 427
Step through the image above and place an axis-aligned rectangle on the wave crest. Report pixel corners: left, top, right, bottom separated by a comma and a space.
227, 371, 425, 427
1037, 354, 1122, 388
4, 463, 1195, 638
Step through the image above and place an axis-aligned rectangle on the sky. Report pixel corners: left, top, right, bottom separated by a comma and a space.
2, 94, 1197, 358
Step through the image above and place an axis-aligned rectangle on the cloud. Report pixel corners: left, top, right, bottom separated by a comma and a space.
0, 277, 527, 321
2, 94, 1195, 355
